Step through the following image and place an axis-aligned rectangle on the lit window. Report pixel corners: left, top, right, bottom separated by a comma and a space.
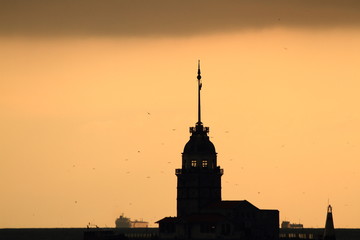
202, 160, 208, 168
191, 160, 197, 167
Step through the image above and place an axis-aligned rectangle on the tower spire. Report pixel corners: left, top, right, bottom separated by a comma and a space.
323, 204, 336, 240
197, 60, 202, 125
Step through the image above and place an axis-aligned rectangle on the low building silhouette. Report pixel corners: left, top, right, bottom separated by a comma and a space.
279, 205, 337, 240
116, 214, 149, 229
281, 221, 304, 229
116, 214, 132, 228
131, 220, 149, 228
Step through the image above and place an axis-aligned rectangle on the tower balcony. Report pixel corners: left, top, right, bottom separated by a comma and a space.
190, 126, 209, 134
175, 167, 223, 175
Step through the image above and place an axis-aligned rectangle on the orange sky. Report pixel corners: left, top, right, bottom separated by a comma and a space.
1, 1, 360, 229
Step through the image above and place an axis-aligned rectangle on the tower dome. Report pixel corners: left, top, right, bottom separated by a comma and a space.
182, 124, 217, 169
183, 126, 216, 155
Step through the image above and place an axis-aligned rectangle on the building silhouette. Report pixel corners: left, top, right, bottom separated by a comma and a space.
323, 205, 336, 240
115, 214, 149, 229
157, 62, 279, 240
279, 205, 337, 240
116, 214, 132, 228
281, 221, 304, 229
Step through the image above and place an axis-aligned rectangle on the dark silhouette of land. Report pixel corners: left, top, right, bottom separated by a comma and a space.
2, 228, 360, 240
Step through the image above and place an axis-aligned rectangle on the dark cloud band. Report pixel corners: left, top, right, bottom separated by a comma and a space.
1, 0, 360, 37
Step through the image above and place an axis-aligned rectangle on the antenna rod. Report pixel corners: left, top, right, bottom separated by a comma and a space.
197, 60, 202, 125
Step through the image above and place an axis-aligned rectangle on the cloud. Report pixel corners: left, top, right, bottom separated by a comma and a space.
1, 0, 360, 37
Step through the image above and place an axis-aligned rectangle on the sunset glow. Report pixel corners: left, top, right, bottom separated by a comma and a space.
1, 1, 360, 229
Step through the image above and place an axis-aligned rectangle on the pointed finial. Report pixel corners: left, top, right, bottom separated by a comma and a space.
197, 60, 201, 81
328, 204, 332, 213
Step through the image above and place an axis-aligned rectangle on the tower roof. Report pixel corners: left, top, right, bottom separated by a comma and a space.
183, 127, 216, 154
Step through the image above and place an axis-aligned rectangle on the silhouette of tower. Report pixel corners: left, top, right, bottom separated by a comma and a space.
176, 61, 223, 217
157, 62, 279, 240
323, 205, 336, 240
